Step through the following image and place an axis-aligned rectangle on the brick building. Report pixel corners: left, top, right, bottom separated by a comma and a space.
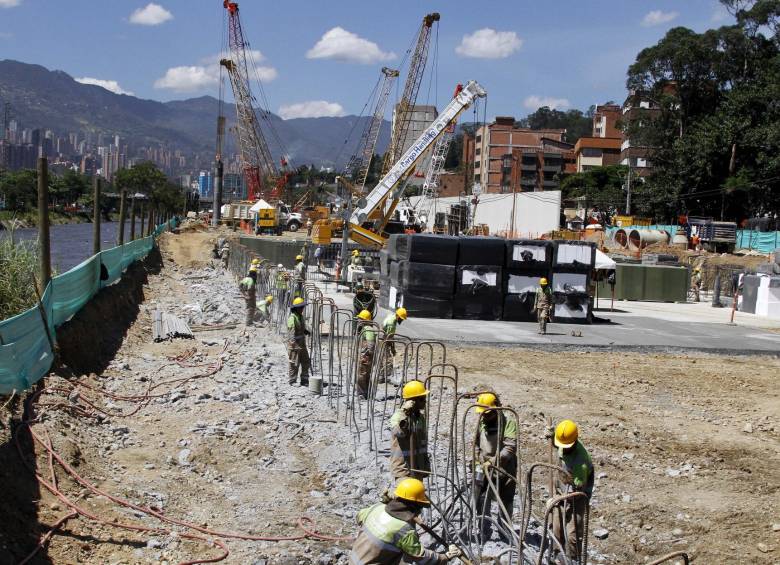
573, 104, 623, 172
619, 87, 676, 177
463, 116, 574, 193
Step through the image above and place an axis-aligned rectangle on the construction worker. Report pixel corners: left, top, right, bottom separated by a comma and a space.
552, 419, 593, 561
381, 307, 407, 380
276, 263, 289, 304
287, 297, 310, 386
389, 381, 430, 480
472, 392, 518, 539
221, 241, 231, 269
294, 254, 306, 280
692, 266, 702, 302
351, 248, 363, 267
257, 294, 273, 324
535, 277, 553, 335
356, 309, 376, 399
239, 266, 258, 326
351, 478, 461, 564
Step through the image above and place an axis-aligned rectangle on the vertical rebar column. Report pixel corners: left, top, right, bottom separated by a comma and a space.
117, 190, 127, 246
92, 176, 101, 255
130, 196, 136, 241
37, 157, 51, 290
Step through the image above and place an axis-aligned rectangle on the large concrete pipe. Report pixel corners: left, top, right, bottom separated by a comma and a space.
628, 229, 670, 250
672, 228, 689, 249
613, 228, 628, 248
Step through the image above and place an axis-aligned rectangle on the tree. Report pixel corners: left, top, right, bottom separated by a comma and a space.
0, 169, 37, 212
517, 107, 593, 144
114, 161, 183, 215
560, 165, 628, 214
623, 0, 780, 220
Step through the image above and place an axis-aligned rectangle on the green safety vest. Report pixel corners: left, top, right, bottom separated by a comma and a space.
276, 273, 288, 290
351, 503, 423, 565
382, 313, 397, 337
361, 325, 376, 343
559, 440, 594, 497
287, 311, 305, 341
258, 299, 270, 314
239, 276, 255, 291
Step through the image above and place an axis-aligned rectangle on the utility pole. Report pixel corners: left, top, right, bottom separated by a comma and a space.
130, 196, 136, 241
625, 149, 632, 215
37, 157, 51, 290
92, 176, 101, 255
213, 115, 225, 227
117, 190, 127, 245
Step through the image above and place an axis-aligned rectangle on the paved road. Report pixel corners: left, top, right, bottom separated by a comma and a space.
314, 283, 780, 354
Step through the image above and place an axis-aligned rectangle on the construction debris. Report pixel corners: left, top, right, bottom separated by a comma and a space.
152, 310, 194, 342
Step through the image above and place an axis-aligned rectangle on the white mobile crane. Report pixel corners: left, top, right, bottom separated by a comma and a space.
340, 80, 486, 248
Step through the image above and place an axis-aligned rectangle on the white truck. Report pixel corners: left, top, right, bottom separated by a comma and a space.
277, 202, 304, 232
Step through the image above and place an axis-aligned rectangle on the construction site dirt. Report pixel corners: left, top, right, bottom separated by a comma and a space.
1, 229, 778, 565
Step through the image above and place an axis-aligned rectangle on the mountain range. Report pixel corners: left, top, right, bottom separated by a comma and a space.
0, 59, 390, 169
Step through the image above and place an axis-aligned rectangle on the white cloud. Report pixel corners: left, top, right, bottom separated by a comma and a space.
0, 0, 21, 8
129, 3, 173, 26
641, 10, 679, 27
523, 95, 571, 111
455, 28, 522, 59
154, 51, 277, 92
278, 101, 345, 120
154, 66, 217, 92
306, 27, 395, 64
75, 77, 135, 96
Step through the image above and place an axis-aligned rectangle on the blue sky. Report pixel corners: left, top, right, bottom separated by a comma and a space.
0, 0, 733, 120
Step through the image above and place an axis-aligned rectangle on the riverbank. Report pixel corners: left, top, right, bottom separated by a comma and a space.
0, 210, 121, 229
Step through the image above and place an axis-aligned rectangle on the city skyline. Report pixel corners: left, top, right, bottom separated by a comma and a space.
0, 1, 733, 120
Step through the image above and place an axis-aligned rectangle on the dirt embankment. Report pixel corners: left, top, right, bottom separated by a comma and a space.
446, 346, 780, 563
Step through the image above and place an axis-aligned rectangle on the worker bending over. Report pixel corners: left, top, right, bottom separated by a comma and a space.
535, 277, 553, 335
472, 392, 518, 539
389, 381, 430, 480
286, 297, 310, 387
257, 294, 273, 325
351, 478, 461, 564
553, 419, 594, 561
356, 309, 376, 399
239, 265, 258, 326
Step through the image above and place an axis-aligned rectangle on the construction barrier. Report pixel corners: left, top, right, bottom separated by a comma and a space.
0, 218, 178, 395
736, 230, 780, 253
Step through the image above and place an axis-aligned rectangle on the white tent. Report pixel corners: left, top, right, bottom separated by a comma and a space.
595, 248, 616, 271
249, 199, 274, 213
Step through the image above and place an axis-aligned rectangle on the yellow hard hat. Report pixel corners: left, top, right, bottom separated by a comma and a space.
296, 255, 303, 261
539, 277, 548, 286
292, 297, 305, 308
352, 249, 359, 256
402, 380, 429, 400
694, 267, 701, 272
251, 258, 261, 265
395, 307, 408, 320
475, 392, 498, 414
249, 266, 258, 273
394, 478, 430, 506
357, 309, 372, 321
265, 295, 273, 302
554, 419, 579, 449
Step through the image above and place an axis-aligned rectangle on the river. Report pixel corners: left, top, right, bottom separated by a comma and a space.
0, 221, 136, 272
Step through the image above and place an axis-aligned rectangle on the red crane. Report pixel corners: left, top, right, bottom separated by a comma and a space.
220, 1, 281, 201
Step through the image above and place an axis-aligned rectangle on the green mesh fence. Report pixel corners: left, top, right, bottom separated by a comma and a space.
0, 218, 178, 394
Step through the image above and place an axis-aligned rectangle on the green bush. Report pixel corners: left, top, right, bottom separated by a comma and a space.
0, 234, 40, 320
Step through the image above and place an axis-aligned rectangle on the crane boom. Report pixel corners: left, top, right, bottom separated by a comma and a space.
381, 12, 439, 176
417, 84, 463, 230
221, 1, 278, 201
347, 80, 486, 247
345, 67, 399, 192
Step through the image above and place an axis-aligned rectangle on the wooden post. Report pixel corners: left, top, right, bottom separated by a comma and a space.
117, 190, 127, 246
129, 196, 136, 241
147, 206, 154, 236
92, 176, 101, 255
139, 201, 145, 238
37, 157, 51, 291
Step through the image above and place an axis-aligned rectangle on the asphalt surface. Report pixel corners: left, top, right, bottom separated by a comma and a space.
315, 281, 780, 354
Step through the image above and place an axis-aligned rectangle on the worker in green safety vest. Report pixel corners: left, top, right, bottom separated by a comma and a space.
238, 266, 258, 326
552, 419, 594, 561
472, 392, 518, 540
350, 478, 461, 564
257, 294, 273, 325
356, 309, 375, 399
380, 307, 407, 382
287, 297, 310, 386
